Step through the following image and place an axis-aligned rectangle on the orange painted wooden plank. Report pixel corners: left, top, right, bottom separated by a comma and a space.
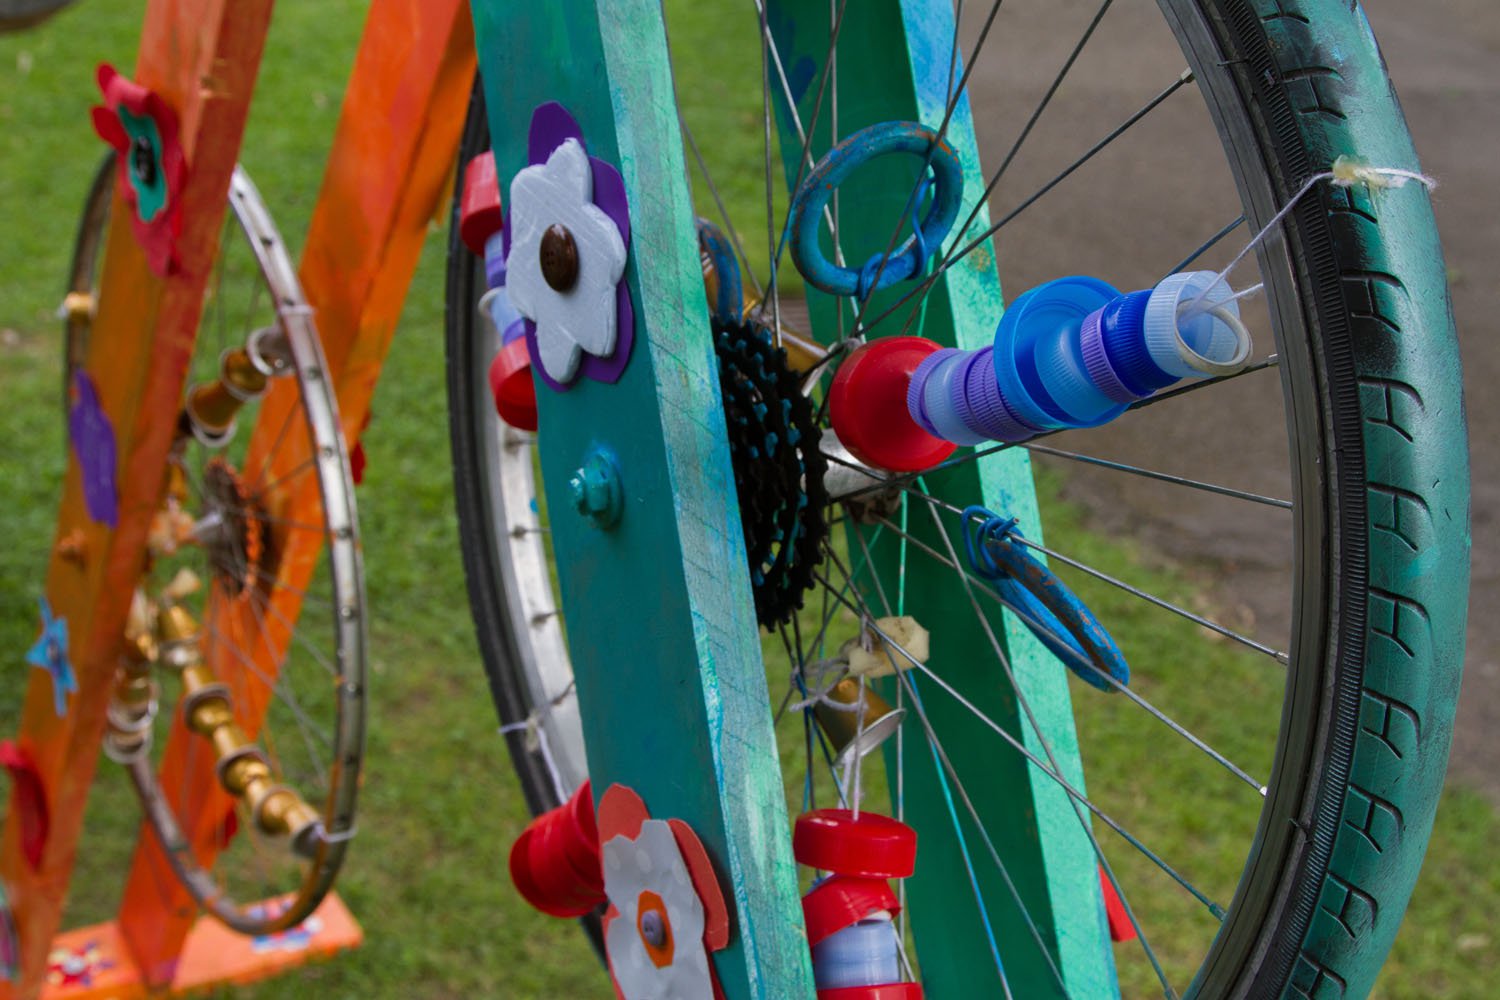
37, 892, 359, 1000
300, 0, 477, 436
114, 0, 475, 988
0, 4, 274, 998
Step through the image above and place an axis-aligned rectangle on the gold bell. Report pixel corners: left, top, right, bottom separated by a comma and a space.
813, 676, 906, 767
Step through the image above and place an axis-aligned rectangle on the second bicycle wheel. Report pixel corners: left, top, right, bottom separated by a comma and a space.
71, 156, 368, 935
448, 1, 1468, 996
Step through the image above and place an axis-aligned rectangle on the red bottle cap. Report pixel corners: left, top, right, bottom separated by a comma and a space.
460, 151, 504, 256
794, 809, 917, 880
489, 336, 538, 431
1100, 864, 1137, 942
829, 337, 956, 473
508, 781, 605, 918
802, 875, 901, 947
817, 984, 924, 1000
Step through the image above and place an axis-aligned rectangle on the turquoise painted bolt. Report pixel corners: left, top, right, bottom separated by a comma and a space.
567, 445, 623, 530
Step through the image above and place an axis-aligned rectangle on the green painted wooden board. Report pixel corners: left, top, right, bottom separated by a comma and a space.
469, 2, 814, 996
765, 1, 1119, 996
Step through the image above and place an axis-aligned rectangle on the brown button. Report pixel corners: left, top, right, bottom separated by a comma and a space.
540, 224, 580, 291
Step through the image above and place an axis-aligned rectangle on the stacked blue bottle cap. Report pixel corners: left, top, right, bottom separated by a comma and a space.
907, 270, 1251, 444
811, 916, 903, 990
480, 229, 527, 346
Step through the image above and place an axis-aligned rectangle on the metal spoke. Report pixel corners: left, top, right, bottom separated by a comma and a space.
247, 398, 302, 496
242, 588, 333, 785
861, 510, 1266, 795
880, 0, 1116, 335
815, 552, 1184, 991
240, 576, 344, 681
822, 354, 1280, 510
910, 487, 1289, 662
829, 0, 844, 341
869, 68, 1197, 338
1122, 353, 1279, 415
249, 454, 317, 499
897, 68, 1193, 337
878, 488, 1205, 946
829, 533, 1016, 997
849, 523, 1071, 997
682, 119, 765, 300
1162, 215, 1246, 279
828, 531, 1203, 981
1015, 533, 1288, 662
753, 0, 851, 274
244, 563, 327, 605
758, 0, 783, 343
1022, 442, 1292, 509
204, 501, 332, 534
847, 0, 1007, 336
204, 619, 331, 763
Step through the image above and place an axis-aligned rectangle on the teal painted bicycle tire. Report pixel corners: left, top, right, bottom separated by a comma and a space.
1179, 2, 1470, 997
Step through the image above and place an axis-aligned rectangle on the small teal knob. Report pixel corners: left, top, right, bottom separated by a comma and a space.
568, 445, 623, 530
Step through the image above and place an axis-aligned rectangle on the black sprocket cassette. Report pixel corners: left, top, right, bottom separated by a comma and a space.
714, 318, 829, 628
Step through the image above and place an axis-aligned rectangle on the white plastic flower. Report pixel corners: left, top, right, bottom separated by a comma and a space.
602, 819, 714, 999
506, 138, 628, 384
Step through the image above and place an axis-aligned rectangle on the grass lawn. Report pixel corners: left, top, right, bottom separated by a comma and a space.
1, 3, 1494, 998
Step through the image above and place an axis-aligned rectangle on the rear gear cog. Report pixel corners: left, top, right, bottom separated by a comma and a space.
199, 458, 265, 599
713, 318, 829, 627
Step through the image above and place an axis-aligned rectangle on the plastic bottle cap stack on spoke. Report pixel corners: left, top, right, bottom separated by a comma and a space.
830, 271, 1252, 473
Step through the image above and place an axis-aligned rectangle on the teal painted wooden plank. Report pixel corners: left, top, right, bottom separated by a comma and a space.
766, 1, 1118, 996
469, 2, 815, 996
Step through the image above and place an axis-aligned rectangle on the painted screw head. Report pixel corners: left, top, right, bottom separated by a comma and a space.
640, 908, 666, 948
130, 134, 157, 187
567, 446, 623, 530
540, 223, 580, 292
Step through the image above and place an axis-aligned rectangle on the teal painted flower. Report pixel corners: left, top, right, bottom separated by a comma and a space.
90, 63, 186, 276
25, 598, 75, 717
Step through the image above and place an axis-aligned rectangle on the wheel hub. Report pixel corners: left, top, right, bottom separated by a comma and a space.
199, 458, 265, 597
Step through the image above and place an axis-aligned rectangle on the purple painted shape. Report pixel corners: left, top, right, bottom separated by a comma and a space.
68, 373, 118, 528
527, 101, 585, 172
513, 101, 635, 393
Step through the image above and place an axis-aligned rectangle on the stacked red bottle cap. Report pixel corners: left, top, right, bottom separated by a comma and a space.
829, 337, 955, 474
459, 151, 504, 256
795, 809, 923, 1000
460, 150, 538, 432
508, 780, 605, 918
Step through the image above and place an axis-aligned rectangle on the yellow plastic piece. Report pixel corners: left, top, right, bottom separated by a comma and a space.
844, 615, 929, 678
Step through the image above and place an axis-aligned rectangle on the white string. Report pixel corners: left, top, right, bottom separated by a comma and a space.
1185, 157, 1437, 316
850, 676, 868, 821
315, 821, 359, 845
785, 657, 852, 714
500, 715, 570, 805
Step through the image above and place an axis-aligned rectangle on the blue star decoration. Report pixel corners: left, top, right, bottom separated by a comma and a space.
25, 598, 77, 718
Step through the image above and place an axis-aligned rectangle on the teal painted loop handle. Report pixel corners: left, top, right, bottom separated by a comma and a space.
787, 121, 963, 299
962, 506, 1129, 691
696, 217, 742, 323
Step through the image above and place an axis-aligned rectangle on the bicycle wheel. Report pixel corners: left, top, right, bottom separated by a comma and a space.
61, 153, 112, 418
448, 1, 1467, 996
72, 156, 367, 934
0, 0, 75, 33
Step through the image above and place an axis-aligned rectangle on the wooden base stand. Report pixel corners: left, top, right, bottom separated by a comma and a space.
39, 894, 361, 999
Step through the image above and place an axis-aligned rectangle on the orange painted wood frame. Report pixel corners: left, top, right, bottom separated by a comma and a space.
113, 0, 476, 989
0, 3, 276, 997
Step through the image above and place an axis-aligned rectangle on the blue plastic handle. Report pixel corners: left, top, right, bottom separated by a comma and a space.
962, 506, 1129, 691
696, 217, 742, 323
787, 121, 964, 299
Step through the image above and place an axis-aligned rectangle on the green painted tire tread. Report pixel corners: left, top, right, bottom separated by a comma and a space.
1209, 2, 1469, 997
